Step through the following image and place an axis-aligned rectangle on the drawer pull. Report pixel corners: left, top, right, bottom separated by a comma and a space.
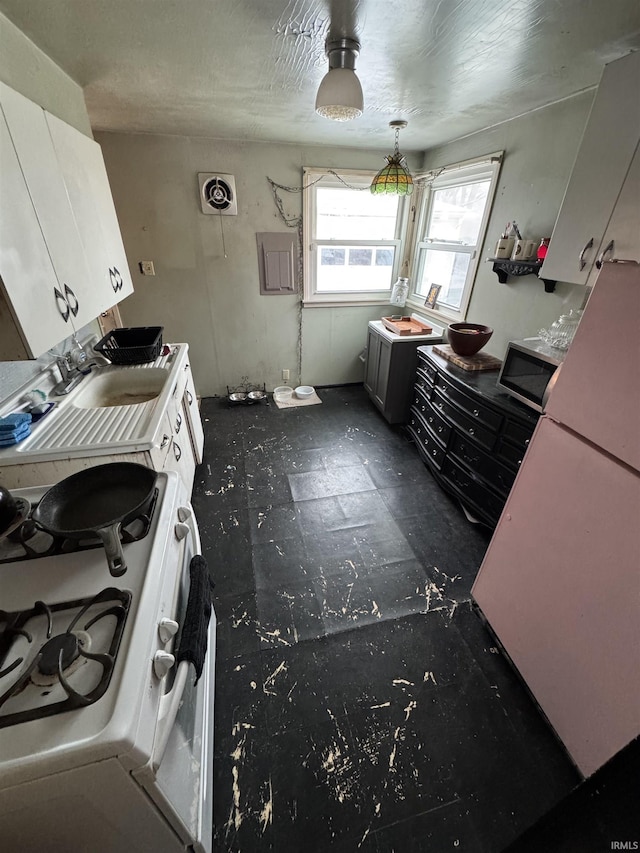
468, 428, 475, 436
525, 438, 530, 445
175, 412, 182, 433
432, 449, 437, 457
186, 390, 193, 406
473, 409, 480, 417
421, 405, 425, 412
173, 441, 182, 461
160, 434, 170, 449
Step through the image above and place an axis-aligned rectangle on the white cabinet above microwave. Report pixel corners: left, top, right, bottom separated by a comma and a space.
540, 50, 640, 286
0, 82, 133, 360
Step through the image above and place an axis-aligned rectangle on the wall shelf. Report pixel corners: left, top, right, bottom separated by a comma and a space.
487, 258, 557, 293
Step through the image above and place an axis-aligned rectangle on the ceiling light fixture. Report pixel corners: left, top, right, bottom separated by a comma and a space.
315, 37, 363, 121
370, 120, 414, 196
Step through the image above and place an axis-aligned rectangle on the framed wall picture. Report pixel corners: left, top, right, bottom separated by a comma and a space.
425, 283, 441, 308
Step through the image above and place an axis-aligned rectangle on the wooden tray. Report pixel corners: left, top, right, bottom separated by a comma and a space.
433, 344, 502, 371
382, 316, 432, 335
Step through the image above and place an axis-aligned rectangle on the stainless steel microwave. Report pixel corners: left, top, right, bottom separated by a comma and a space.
497, 338, 565, 413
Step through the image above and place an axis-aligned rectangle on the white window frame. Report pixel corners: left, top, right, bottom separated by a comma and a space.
405, 153, 503, 324
302, 167, 411, 307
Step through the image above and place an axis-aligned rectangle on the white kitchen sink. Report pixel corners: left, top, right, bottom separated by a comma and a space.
0, 344, 187, 464
72, 366, 168, 409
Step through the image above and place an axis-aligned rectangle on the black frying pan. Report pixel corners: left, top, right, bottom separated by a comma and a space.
31, 462, 158, 577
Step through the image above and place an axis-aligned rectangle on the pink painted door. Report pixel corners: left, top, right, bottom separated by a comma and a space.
545, 262, 640, 471
472, 416, 640, 777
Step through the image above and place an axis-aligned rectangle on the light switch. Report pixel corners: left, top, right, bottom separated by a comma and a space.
139, 260, 156, 276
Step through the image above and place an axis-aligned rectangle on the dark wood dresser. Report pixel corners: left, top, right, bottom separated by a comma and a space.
407, 346, 539, 527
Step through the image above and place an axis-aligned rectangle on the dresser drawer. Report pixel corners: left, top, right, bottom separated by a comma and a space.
502, 417, 535, 450
433, 372, 503, 432
417, 352, 438, 381
408, 409, 446, 469
496, 437, 528, 470
431, 389, 496, 452
450, 432, 516, 497
441, 455, 506, 525
414, 392, 453, 447
416, 360, 437, 388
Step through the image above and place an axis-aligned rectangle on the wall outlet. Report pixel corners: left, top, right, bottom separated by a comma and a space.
282, 369, 290, 382
139, 260, 156, 276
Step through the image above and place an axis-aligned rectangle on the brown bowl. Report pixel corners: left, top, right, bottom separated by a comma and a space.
447, 323, 493, 356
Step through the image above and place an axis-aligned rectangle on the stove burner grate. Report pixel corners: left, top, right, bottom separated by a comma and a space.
0, 587, 131, 728
0, 489, 159, 564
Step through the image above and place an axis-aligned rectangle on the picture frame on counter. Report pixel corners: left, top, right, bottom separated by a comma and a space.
425, 283, 442, 308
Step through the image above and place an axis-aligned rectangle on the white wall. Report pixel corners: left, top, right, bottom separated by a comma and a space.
100, 92, 593, 396
0, 12, 97, 405
421, 92, 594, 359
96, 132, 409, 397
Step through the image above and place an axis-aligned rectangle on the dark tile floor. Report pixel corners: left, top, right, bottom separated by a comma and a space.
192, 386, 581, 853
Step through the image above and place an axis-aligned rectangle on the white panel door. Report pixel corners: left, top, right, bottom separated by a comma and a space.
45, 110, 134, 325
0, 82, 91, 332
472, 417, 640, 777
0, 109, 72, 357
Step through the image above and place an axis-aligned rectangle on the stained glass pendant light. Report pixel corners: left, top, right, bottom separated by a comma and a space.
370, 120, 414, 195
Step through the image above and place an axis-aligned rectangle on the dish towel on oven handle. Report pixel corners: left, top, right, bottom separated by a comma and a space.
176, 554, 214, 683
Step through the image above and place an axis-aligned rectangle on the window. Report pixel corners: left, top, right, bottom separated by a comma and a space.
303, 169, 409, 305
407, 156, 502, 322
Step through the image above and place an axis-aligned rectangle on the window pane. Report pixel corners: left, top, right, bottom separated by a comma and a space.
375, 248, 393, 266
321, 248, 345, 266
316, 245, 395, 292
316, 187, 398, 240
349, 248, 372, 266
426, 181, 490, 245
416, 249, 470, 310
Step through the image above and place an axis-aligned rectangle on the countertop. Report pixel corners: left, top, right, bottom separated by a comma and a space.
369, 314, 444, 343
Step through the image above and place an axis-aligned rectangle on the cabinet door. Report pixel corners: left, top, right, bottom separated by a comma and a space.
540, 50, 640, 285
0, 110, 72, 357
586, 141, 640, 286
375, 337, 392, 408
364, 328, 381, 396
45, 110, 134, 324
0, 83, 91, 332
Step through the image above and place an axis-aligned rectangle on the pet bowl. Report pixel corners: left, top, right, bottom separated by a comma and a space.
273, 385, 293, 402
447, 323, 493, 356
294, 385, 314, 399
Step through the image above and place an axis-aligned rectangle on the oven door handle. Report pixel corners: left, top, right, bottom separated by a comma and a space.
152, 503, 202, 773
152, 658, 191, 772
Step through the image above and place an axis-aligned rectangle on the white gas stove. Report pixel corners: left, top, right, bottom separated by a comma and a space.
0, 470, 216, 853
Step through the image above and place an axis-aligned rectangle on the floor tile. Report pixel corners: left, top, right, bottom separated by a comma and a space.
288, 464, 377, 501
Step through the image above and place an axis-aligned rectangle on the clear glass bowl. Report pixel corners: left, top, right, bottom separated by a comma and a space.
538, 309, 583, 350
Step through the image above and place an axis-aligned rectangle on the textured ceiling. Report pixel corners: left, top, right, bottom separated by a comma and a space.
1, 0, 639, 151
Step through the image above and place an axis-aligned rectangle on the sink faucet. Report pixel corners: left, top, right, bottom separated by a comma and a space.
52, 352, 95, 396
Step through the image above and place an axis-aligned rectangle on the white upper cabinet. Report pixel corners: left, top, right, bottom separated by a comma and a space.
540, 50, 640, 286
45, 110, 134, 315
0, 106, 73, 357
0, 82, 134, 359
